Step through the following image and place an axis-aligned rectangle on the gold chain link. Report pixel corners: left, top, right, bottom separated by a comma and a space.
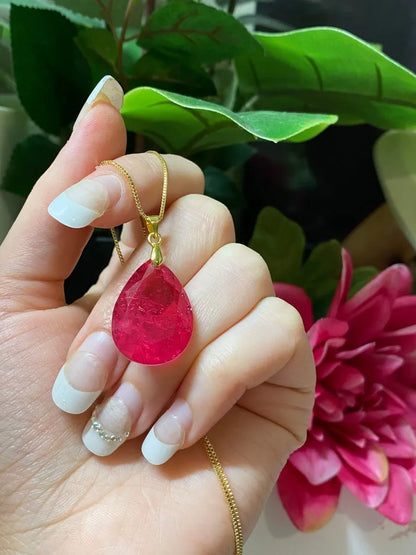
99, 153, 243, 555
204, 436, 244, 554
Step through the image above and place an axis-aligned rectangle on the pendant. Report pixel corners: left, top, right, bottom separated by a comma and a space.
112, 259, 193, 365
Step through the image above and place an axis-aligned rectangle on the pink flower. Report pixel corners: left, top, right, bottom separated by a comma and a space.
276, 249, 416, 531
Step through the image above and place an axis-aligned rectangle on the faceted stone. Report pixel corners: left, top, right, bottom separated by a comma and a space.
112, 260, 193, 365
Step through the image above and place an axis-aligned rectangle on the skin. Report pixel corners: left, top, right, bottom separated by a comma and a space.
0, 103, 315, 554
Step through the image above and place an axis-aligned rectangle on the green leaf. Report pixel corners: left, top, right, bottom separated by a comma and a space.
300, 240, 342, 319
76, 28, 117, 67
122, 86, 338, 154
123, 39, 142, 76
75, 28, 117, 81
53, 0, 142, 28
10, 5, 93, 134
1, 134, 60, 196
349, 266, 378, 298
130, 52, 216, 96
3, 0, 104, 27
248, 206, 305, 283
235, 27, 416, 129
138, 0, 262, 65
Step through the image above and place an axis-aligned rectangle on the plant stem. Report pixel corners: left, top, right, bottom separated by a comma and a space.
146, 0, 156, 20
228, 0, 237, 15
94, 0, 118, 44
116, 0, 137, 88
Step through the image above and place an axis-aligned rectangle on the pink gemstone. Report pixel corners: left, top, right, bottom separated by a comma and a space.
112, 260, 193, 365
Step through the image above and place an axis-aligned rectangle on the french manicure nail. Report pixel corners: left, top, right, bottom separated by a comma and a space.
83, 382, 142, 457
47, 173, 122, 228
141, 400, 192, 465
52, 332, 117, 414
73, 75, 124, 129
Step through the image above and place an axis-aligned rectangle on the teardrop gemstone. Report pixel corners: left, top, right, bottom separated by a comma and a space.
112, 260, 193, 365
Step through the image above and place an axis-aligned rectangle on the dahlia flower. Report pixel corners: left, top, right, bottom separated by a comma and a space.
276, 249, 416, 531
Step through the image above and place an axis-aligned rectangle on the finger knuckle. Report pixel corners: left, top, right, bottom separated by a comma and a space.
216, 243, 272, 290
180, 194, 235, 244
262, 296, 306, 355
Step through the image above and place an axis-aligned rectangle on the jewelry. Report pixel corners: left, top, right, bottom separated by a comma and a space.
91, 408, 130, 443
100, 153, 243, 554
99, 153, 193, 366
204, 436, 243, 554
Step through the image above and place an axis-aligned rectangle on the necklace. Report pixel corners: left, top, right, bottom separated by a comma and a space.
100, 152, 193, 365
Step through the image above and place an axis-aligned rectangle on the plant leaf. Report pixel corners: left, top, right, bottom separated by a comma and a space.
53, 0, 142, 28
235, 27, 416, 129
122, 86, 338, 154
4, 0, 104, 27
76, 28, 117, 67
1, 134, 60, 196
349, 266, 378, 298
75, 28, 117, 81
138, 0, 262, 65
300, 240, 342, 319
248, 206, 305, 283
10, 5, 93, 134
129, 52, 216, 96
123, 39, 142, 76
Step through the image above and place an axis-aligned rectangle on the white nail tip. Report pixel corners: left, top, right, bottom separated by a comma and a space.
86, 75, 124, 110
73, 75, 124, 129
52, 366, 101, 415
48, 192, 101, 228
141, 427, 180, 466
82, 421, 125, 457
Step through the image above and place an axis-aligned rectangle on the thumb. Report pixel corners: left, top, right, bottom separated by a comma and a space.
0, 76, 127, 307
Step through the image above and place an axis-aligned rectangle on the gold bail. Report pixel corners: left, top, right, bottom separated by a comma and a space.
145, 215, 160, 235
146, 216, 163, 266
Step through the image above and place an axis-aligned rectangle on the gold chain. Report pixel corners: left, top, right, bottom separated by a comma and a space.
100, 151, 168, 222
99, 153, 243, 554
204, 436, 244, 554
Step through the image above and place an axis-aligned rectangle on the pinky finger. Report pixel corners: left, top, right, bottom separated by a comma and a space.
141, 296, 313, 465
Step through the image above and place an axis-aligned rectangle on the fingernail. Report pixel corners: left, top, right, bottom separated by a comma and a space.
73, 75, 124, 129
141, 400, 192, 465
52, 332, 117, 414
83, 383, 142, 457
47, 173, 122, 228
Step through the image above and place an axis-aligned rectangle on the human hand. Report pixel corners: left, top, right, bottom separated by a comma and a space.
0, 77, 315, 554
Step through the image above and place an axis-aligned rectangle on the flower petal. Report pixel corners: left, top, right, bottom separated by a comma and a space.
376, 463, 414, 524
274, 283, 314, 331
387, 295, 416, 330
377, 324, 416, 354
336, 443, 389, 483
338, 463, 388, 507
379, 421, 416, 459
344, 294, 393, 347
277, 462, 341, 532
355, 352, 403, 380
324, 363, 364, 394
308, 318, 348, 351
341, 264, 411, 320
290, 436, 342, 485
327, 248, 352, 317
408, 464, 416, 492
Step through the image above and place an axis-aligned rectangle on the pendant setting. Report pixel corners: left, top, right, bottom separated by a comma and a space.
112, 259, 193, 365
112, 215, 193, 365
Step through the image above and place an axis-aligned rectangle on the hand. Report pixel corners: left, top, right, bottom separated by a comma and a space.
0, 78, 315, 554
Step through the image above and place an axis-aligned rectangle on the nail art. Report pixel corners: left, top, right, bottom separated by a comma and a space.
73, 75, 124, 129
52, 332, 116, 414
141, 400, 191, 465
83, 382, 142, 457
48, 173, 121, 228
